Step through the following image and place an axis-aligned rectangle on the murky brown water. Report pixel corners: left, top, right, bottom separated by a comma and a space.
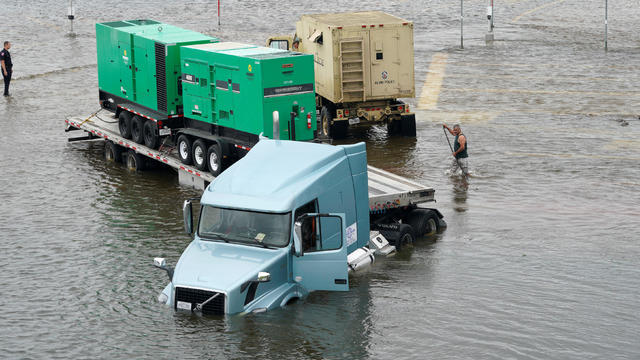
1, 0, 639, 358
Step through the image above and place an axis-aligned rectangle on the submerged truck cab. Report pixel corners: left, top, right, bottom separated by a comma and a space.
156, 139, 370, 315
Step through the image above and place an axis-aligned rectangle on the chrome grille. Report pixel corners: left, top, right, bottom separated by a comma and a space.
174, 287, 225, 315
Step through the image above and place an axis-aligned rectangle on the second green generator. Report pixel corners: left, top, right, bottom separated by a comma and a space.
180, 42, 316, 141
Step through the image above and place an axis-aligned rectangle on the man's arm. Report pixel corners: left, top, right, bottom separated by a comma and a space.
443, 124, 455, 135
1, 59, 6, 76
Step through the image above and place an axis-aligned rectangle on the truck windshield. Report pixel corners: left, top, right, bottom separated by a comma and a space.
198, 206, 291, 248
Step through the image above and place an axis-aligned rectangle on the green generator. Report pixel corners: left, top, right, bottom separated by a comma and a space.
180, 42, 316, 141
96, 20, 218, 122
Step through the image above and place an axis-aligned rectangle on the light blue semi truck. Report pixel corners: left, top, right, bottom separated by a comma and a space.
154, 138, 445, 315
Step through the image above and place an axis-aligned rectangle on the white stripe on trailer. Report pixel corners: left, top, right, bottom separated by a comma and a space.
65, 116, 215, 187
117, 105, 184, 122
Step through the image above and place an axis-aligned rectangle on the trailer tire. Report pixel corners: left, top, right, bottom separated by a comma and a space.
143, 120, 159, 149
192, 139, 208, 171
131, 115, 145, 144
380, 224, 415, 250
104, 141, 123, 163
207, 143, 223, 176
406, 208, 439, 237
177, 135, 193, 165
320, 105, 334, 138
126, 150, 146, 171
401, 114, 416, 137
118, 112, 132, 139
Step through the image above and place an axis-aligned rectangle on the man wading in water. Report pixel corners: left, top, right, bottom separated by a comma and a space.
443, 123, 468, 176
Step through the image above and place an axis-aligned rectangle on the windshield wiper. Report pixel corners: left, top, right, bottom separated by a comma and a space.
201, 232, 229, 243
224, 234, 275, 249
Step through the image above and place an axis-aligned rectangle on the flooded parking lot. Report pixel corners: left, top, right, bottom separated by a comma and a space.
1, 0, 639, 358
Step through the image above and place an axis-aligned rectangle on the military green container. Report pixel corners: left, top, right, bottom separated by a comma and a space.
96, 20, 218, 118
180, 42, 316, 141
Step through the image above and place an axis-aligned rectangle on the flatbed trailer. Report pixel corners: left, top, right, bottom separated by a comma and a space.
65, 114, 440, 221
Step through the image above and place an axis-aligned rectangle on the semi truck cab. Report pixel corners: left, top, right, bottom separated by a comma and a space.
156, 138, 370, 315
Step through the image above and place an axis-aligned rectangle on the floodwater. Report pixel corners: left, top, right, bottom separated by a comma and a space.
1, 0, 640, 358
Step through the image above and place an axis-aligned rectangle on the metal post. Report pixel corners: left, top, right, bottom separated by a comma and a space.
218, 0, 221, 28
486, 0, 495, 42
272, 111, 280, 140
460, 0, 464, 49
67, 0, 75, 34
604, 0, 608, 51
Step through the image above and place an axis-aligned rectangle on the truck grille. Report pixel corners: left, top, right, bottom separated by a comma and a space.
155, 42, 167, 113
175, 287, 225, 315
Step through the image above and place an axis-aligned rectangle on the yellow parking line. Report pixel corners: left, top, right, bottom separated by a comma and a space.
445, 87, 640, 97
506, 152, 640, 160
512, 0, 567, 23
417, 53, 449, 110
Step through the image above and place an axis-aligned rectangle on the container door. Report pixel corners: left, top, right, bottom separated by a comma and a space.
292, 213, 349, 292
133, 46, 149, 105
183, 61, 212, 123
118, 41, 134, 99
369, 29, 400, 98
214, 67, 234, 128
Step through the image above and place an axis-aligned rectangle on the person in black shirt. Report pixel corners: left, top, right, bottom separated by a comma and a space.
1, 41, 12, 96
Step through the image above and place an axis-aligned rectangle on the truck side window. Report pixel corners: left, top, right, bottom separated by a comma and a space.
269, 40, 289, 50
294, 200, 319, 252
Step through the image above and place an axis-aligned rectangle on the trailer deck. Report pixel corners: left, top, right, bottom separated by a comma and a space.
65, 114, 436, 210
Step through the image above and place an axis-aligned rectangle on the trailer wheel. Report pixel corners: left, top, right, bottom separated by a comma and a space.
320, 106, 333, 138
143, 120, 159, 149
380, 224, 414, 250
177, 135, 193, 165
192, 139, 208, 171
401, 114, 416, 137
397, 224, 415, 248
104, 141, 123, 163
118, 112, 132, 139
406, 209, 439, 237
206, 143, 223, 176
126, 150, 146, 171
131, 115, 145, 144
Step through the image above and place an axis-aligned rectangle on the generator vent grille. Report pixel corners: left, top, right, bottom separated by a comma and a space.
155, 42, 167, 113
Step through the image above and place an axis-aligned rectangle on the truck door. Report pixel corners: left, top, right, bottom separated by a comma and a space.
119, 40, 134, 99
369, 29, 400, 98
292, 213, 349, 291
214, 67, 235, 128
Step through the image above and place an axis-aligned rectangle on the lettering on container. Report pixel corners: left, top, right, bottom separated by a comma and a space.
264, 83, 314, 97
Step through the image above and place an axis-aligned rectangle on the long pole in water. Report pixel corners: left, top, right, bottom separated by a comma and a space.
604, 0, 608, 51
218, 0, 221, 28
460, 0, 464, 49
443, 127, 468, 179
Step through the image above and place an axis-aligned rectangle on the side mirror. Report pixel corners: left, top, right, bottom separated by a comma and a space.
293, 219, 303, 257
257, 271, 271, 282
153, 257, 174, 282
183, 200, 193, 234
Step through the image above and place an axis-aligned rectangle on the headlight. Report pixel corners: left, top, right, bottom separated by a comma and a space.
158, 293, 168, 304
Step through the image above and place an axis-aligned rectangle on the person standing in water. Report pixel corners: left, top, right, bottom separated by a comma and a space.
443, 123, 468, 175
1, 41, 12, 96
